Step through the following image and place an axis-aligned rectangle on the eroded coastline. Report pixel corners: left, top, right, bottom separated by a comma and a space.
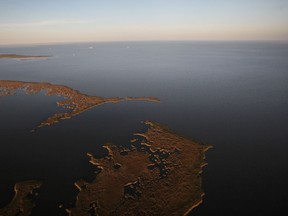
0, 181, 42, 216
0, 80, 160, 130
0, 121, 211, 216
0, 80, 211, 215
70, 121, 212, 216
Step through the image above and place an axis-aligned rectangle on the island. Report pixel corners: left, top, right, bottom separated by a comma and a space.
0, 80, 160, 130
0, 180, 42, 216
0, 80, 211, 215
69, 121, 212, 216
0, 54, 50, 60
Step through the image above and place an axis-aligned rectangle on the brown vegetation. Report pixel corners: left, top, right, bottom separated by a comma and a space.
0, 180, 42, 216
0, 80, 160, 130
69, 121, 212, 216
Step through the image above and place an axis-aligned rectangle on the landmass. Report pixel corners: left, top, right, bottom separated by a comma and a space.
0, 54, 50, 60
0, 180, 42, 216
0, 80, 160, 130
69, 121, 212, 216
0, 122, 211, 216
0, 81, 211, 215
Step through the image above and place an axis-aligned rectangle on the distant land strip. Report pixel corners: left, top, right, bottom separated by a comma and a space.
0, 54, 51, 60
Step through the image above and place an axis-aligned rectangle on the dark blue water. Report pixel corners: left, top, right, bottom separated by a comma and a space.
1, 41, 288, 215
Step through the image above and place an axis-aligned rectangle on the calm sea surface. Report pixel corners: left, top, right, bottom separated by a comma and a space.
0, 41, 288, 215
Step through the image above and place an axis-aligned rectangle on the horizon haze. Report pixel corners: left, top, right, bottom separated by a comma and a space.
0, 0, 288, 45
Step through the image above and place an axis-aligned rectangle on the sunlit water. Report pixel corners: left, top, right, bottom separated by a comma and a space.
0, 41, 287, 215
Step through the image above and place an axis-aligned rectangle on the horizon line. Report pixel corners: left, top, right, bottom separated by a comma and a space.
1, 39, 288, 47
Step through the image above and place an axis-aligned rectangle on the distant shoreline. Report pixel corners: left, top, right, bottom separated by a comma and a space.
0, 54, 50, 60
0, 39, 287, 48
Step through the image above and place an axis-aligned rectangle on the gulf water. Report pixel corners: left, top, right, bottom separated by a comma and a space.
0, 41, 287, 215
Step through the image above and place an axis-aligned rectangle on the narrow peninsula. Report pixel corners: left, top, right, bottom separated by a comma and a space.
0, 80, 160, 130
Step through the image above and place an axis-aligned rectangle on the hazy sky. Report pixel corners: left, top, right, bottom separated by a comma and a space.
0, 0, 288, 44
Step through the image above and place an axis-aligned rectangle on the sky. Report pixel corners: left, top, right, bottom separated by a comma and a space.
0, 0, 288, 44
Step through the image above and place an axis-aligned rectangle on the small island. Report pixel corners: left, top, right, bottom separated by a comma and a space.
0, 122, 212, 216
0, 54, 50, 60
70, 121, 212, 216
